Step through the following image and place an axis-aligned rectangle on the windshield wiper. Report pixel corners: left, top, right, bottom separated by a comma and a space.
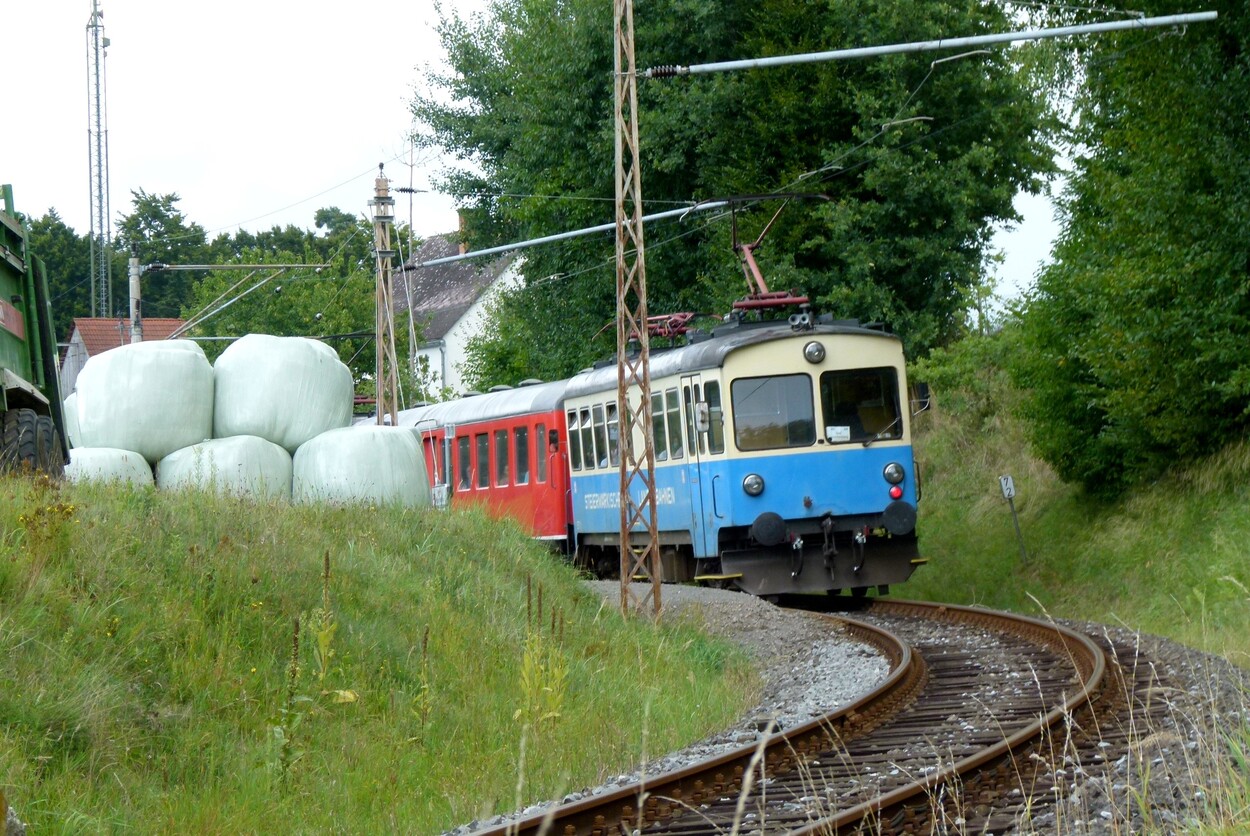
862, 416, 901, 447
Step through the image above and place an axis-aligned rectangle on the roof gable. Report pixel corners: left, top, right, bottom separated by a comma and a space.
397, 234, 518, 340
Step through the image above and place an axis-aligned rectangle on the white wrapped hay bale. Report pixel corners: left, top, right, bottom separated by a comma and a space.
292, 426, 431, 507
74, 339, 214, 465
214, 335, 354, 453
62, 392, 82, 449
156, 436, 293, 500
65, 447, 155, 487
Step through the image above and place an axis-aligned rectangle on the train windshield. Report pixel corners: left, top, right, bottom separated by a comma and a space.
731, 374, 816, 451
819, 367, 901, 444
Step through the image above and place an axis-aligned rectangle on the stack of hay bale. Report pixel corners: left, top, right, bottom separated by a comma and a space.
63, 335, 430, 507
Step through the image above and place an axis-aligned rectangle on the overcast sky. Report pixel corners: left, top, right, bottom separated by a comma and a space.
4, 1, 478, 245
3, 0, 1056, 296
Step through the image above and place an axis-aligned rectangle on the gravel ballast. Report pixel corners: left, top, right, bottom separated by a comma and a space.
454, 583, 1249, 835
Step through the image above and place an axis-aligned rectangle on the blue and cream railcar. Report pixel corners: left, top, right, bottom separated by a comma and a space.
562, 318, 922, 596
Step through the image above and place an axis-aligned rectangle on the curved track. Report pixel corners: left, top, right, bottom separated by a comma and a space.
475, 600, 1110, 835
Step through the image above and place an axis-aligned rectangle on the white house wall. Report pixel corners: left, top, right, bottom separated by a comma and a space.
416, 261, 523, 397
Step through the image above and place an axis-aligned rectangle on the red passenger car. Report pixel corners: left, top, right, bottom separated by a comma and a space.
395, 380, 573, 544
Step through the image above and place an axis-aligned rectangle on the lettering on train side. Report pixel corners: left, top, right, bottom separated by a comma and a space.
583, 487, 677, 510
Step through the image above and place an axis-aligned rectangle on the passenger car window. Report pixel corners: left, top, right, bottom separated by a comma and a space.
515, 426, 530, 485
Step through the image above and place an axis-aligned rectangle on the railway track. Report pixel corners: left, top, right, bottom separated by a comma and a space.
474, 599, 1179, 835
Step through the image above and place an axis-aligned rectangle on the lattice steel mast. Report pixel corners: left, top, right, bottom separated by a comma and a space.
371, 166, 400, 427
86, 0, 112, 318
614, 0, 661, 617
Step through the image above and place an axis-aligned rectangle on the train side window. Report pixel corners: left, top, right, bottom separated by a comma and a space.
579, 407, 595, 470
515, 426, 530, 485
606, 403, 621, 467
650, 391, 668, 462
495, 429, 510, 486
456, 436, 471, 490
592, 404, 609, 467
566, 410, 582, 471
705, 381, 725, 454
537, 424, 552, 482
476, 433, 490, 489
665, 388, 684, 459
683, 384, 705, 456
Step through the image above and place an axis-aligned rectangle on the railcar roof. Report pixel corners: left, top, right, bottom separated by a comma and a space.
394, 378, 571, 428
563, 322, 899, 400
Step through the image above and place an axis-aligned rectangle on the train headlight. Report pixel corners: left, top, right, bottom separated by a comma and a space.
743, 473, 765, 496
889, 485, 904, 500
803, 340, 826, 364
883, 462, 905, 484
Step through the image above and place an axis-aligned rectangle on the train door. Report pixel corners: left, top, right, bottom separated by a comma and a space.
415, 420, 451, 509
681, 374, 718, 557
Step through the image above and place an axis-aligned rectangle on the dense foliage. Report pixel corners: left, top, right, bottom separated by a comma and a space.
1014, 0, 1249, 495
413, 0, 1056, 387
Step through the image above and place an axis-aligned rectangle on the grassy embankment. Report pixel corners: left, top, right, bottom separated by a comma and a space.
908, 374, 1250, 668
907, 358, 1250, 832
0, 478, 754, 832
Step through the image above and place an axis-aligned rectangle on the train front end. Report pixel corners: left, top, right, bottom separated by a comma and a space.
711, 325, 922, 596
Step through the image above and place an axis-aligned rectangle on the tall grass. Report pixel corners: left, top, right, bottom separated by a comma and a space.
0, 475, 755, 832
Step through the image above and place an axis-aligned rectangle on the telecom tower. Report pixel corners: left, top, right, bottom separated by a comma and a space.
86, 1, 112, 318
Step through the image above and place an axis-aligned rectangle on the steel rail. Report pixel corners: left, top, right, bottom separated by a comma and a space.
476, 615, 919, 836
791, 599, 1107, 834
471, 600, 1107, 835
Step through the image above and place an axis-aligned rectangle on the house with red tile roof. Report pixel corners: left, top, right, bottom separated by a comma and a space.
60, 317, 187, 397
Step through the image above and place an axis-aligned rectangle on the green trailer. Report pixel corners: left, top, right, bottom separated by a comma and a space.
0, 183, 69, 475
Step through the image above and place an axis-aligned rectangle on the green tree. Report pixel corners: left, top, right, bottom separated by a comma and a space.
116, 190, 210, 320
413, 0, 1056, 386
179, 212, 397, 385
1013, 0, 1249, 495
24, 210, 92, 341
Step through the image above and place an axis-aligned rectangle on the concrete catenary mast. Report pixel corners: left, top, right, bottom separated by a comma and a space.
86, 0, 112, 318
372, 166, 401, 427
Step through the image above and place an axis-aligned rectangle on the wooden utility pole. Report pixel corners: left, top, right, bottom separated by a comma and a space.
371, 166, 400, 426
613, 0, 661, 618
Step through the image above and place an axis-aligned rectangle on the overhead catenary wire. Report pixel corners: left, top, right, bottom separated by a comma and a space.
400, 202, 729, 271
642, 12, 1217, 77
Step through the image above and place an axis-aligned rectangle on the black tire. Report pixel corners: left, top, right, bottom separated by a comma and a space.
36, 414, 66, 477
0, 408, 66, 477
